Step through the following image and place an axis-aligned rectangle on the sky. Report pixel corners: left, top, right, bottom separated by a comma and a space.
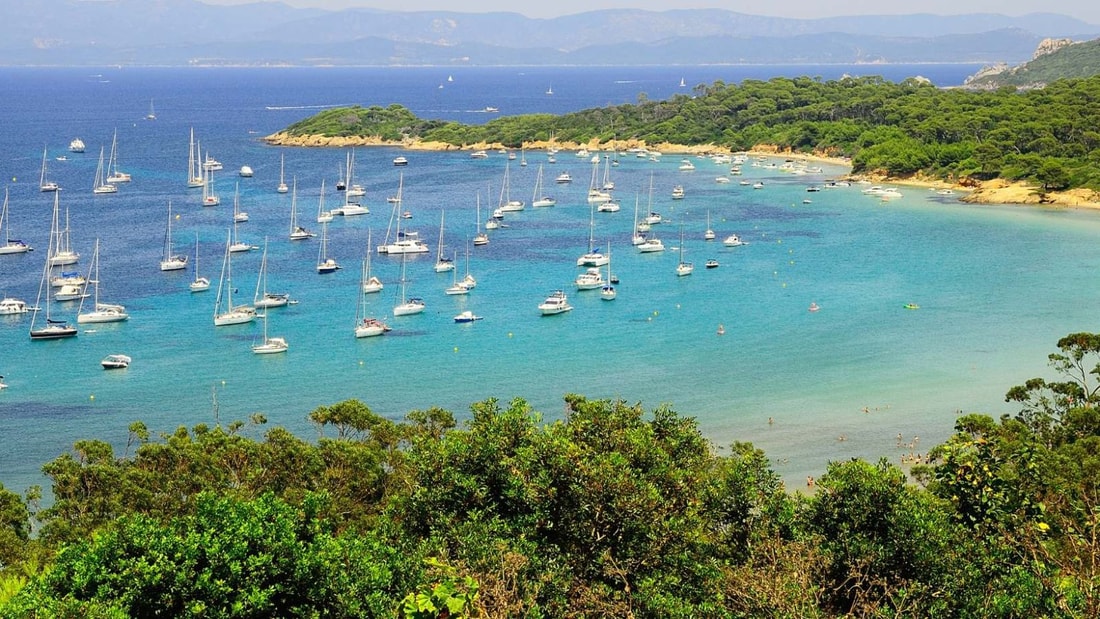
199, 0, 1100, 24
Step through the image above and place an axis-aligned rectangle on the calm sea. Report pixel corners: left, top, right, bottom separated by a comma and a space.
3, 63, 1090, 496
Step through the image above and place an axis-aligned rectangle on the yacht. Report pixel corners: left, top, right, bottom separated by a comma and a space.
637, 237, 665, 253
555, 171, 572, 184
0, 298, 28, 315
239, 165, 254, 178
723, 234, 745, 247
453, 310, 483, 323
538, 290, 573, 315
101, 354, 132, 370
671, 185, 685, 200
393, 156, 408, 166
212, 230, 257, 326
574, 267, 604, 290
68, 138, 86, 153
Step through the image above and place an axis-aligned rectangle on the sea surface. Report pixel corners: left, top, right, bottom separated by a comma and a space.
3, 63, 1090, 496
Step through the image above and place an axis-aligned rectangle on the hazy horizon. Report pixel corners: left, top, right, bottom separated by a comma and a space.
197, 0, 1100, 24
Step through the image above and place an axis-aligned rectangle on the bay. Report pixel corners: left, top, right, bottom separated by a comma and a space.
4, 63, 1085, 497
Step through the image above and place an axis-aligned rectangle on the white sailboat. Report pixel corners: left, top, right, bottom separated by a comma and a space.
601, 154, 615, 191
190, 233, 210, 292
600, 244, 616, 300
251, 294, 288, 354
29, 230, 77, 340
276, 152, 289, 194
92, 146, 117, 194
316, 180, 334, 223
355, 250, 390, 338
704, 209, 716, 241
392, 252, 425, 316
39, 146, 59, 192
586, 157, 611, 204
377, 184, 429, 254
433, 211, 455, 272
361, 229, 383, 293
460, 239, 476, 289
288, 179, 314, 240
0, 188, 31, 255
498, 162, 524, 211
145, 99, 156, 121
676, 222, 693, 276
576, 202, 608, 266
444, 251, 469, 295
531, 164, 555, 207
187, 129, 205, 188
213, 229, 256, 326
228, 206, 256, 254
48, 193, 79, 266
77, 239, 129, 324
159, 200, 188, 271
232, 182, 249, 222
317, 219, 340, 274
253, 239, 291, 309
472, 193, 489, 246
105, 129, 131, 183
202, 157, 219, 206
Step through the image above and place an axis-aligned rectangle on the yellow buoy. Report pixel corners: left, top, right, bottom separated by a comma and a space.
454, 347, 459, 352
89, 394, 95, 401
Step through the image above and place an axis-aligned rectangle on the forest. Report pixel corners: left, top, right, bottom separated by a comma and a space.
281, 74, 1100, 194
1, 333, 1099, 617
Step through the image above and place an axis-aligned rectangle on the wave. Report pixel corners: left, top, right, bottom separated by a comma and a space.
264, 103, 350, 111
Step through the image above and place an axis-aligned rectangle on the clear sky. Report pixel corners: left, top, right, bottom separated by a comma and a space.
200, 1, 1100, 24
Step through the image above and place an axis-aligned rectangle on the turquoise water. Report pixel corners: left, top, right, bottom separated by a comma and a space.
1, 65, 1092, 494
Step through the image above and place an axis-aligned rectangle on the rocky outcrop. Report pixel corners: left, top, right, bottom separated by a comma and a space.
1033, 37, 1076, 59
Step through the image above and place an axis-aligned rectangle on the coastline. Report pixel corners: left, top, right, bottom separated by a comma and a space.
263, 131, 1100, 209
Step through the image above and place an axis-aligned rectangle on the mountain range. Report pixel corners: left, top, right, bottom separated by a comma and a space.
2, 1, 1098, 67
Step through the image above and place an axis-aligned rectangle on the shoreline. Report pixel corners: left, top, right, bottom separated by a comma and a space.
263, 131, 1100, 209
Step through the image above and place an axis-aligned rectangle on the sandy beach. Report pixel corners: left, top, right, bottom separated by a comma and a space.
263, 131, 1100, 209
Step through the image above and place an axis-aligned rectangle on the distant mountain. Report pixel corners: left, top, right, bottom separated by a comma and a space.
0, 2, 1096, 67
964, 37, 1100, 88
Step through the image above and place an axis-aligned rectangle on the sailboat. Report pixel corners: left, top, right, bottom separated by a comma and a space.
444, 251, 468, 295
105, 129, 131, 183
39, 146, 59, 192
576, 202, 608, 266
317, 219, 340, 274
213, 229, 256, 326
228, 204, 256, 254
676, 222, 693, 276
433, 211, 454, 272
704, 209, 716, 241
92, 146, 118, 194
253, 239, 291, 309
498, 162, 524, 211
232, 183, 249, 222
376, 182, 428, 254
460, 239, 477, 289
145, 99, 156, 121
276, 153, 289, 194
585, 157, 611, 204
520, 147, 527, 167
251, 267, 288, 355
159, 200, 188, 271
29, 228, 77, 340
531, 164, 555, 207
546, 84, 553, 95
473, 193, 489, 246
601, 154, 615, 191
190, 233, 210, 292
316, 180, 334, 223
0, 189, 31, 255
77, 239, 129, 324
355, 251, 390, 338
361, 229, 383, 293
600, 243, 616, 300
344, 149, 365, 198
288, 179, 314, 240
48, 193, 79, 266
202, 157, 219, 206
334, 156, 369, 215
187, 129, 205, 188
631, 194, 647, 246
392, 252, 425, 316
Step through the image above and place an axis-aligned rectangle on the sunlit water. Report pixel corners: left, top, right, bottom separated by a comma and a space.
5, 63, 1088, 495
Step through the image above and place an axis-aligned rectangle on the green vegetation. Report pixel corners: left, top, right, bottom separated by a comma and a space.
2, 335, 1100, 616
966, 39, 1100, 89
283, 75, 1100, 192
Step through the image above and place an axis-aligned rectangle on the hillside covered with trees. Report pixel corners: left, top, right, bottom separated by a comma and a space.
1, 334, 1100, 617
280, 74, 1100, 195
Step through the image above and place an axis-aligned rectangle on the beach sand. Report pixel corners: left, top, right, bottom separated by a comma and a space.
263, 132, 1100, 209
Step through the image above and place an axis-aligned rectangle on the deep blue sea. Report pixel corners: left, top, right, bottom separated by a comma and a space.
5, 63, 1093, 496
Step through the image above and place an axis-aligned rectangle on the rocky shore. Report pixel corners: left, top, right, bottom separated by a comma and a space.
263, 132, 1100, 209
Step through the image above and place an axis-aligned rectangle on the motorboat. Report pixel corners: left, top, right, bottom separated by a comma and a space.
809, 302, 821, 312
636, 238, 665, 253
203, 154, 223, 171
555, 171, 572, 183
0, 298, 29, 315
723, 234, 745, 247
101, 354, 131, 369
69, 138, 85, 153
470, 150, 489, 159
574, 267, 604, 290
239, 165, 254, 177
393, 156, 408, 166
705, 259, 719, 269
671, 185, 685, 200
453, 310, 483, 323
678, 159, 695, 171
538, 290, 573, 315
